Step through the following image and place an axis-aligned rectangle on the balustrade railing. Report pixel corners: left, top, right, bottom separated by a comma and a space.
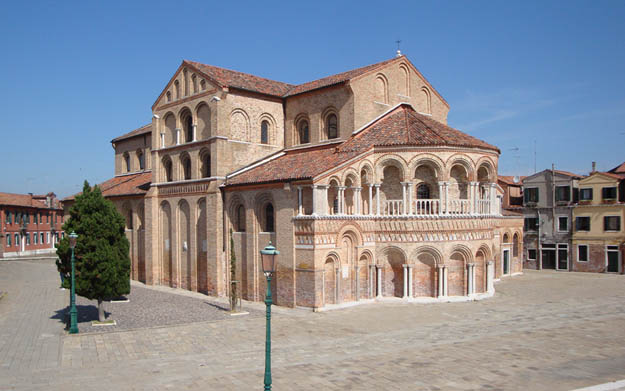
476, 199, 490, 215
383, 200, 403, 215
412, 199, 440, 215
447, 199, 470, 215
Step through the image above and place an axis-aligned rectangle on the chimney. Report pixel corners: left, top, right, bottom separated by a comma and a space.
591, 161, 596, 173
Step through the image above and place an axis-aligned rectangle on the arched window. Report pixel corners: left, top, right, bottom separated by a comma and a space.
182, 155, 191, 180
261, 120, 269, 144
137, 150, 144, 170
166, 91, 172, 102
298, 119, 309, 144
417, 184, 430, 199
123, 152, 131, 173
264, 203, 274, 232
200, 80, 206, 90
184, 115, 193, 143
201, 153, 211, 178
174, 80, 180, 99
164, 159, 173, 182
326, 113, 338, 139
236, 205, 245, 232
192, 74, 197, 94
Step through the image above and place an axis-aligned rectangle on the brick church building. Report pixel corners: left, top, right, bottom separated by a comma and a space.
64, 53, 523, 309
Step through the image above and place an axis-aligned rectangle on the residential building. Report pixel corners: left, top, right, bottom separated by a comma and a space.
0, 192, 64, 258
522, 168, 582, 270
65, 54, 523, 309
498, 175, 524, 212
571, 166, 624, 273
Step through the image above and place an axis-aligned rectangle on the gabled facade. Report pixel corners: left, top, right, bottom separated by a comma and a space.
69, 55, 523, 309
572, 171, 625, 273
521, 168, 582, 270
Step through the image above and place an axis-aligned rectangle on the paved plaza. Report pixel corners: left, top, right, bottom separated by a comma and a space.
1, 259, 625, 390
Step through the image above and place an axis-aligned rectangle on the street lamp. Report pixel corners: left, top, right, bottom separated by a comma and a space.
69, 231, 78, 334
260, 242, 279, 391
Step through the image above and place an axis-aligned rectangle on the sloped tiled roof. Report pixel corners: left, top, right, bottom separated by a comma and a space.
112, 124, 152, 143
498, 175, 525, 185
553, 169, 583, 179
226, 104, 499, 186
338, 104, 499, 153
283, 58, 399, 97
595, 171, 625, 180
0, 192, 49, 209
609, 161, 625, 174
186, 60, 294, 97
64, 172, 152, 201
185, 56, 443, 101
226, 145, 361, 186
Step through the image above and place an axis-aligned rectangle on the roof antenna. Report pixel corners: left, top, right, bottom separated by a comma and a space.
395, 39, 402, 57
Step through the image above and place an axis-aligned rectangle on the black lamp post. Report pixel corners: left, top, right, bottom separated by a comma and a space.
260, 242, 279, 391
69, 231, 78, 334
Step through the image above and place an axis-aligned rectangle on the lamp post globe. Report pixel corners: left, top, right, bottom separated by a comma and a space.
68, 231, 79, 334
260, 242, 279, 390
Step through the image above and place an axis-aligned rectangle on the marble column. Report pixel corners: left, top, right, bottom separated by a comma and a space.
338, 187, 346, 215
407, 182, 414, 215
311, 185, 317, 215
367, 184, 373, 215
192, 124, 197, 142
437, 265, 445, 297
489, 183, 497, 215
354, 187, 362, 215
487, 260, 495, 293
467, 263, 474, 295
401, 182, 408, 215
297, 186, 303, 215
402, 264, 409, 298
369, 265, 375, 298
444, 182, 449, 214
409, 266, 414, 297
175, 128, 181, 145
376, 266, 382, 297
374, 184, 381, 216
160, 132, 165, 148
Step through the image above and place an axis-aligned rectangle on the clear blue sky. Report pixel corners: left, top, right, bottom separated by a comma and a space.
1, 1, 624, 198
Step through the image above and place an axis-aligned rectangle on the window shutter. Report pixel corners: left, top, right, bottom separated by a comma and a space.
573, 188, 579, 203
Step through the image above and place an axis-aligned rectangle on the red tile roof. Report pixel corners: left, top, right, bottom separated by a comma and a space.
186, 60, 293, 97
185, 56, 444, 101
0, 192, 50, 209
283, 58, 399, 97
64, 172, 152, 201
609, 161, 625, 174
596, 171, 625, 180
498, 175, 525, 185
338, 104, 499, 153
226, 104, 499, 186
553, 169, 583, 179
226, 145, 361, 186
111, 123, 152, 143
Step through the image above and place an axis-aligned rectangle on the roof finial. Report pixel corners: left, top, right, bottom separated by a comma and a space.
395, 39, 402, 57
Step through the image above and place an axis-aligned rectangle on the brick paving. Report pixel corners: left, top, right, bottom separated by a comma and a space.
1, 259, 625, 390
74, 284, 263, 334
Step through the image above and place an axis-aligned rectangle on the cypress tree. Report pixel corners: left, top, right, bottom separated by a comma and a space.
56, 181, 130, 322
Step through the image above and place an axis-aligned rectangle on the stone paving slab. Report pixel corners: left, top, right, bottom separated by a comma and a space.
1, 263, 625, 390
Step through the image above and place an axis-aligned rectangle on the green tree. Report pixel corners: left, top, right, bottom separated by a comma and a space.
56, 181, 130, 322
